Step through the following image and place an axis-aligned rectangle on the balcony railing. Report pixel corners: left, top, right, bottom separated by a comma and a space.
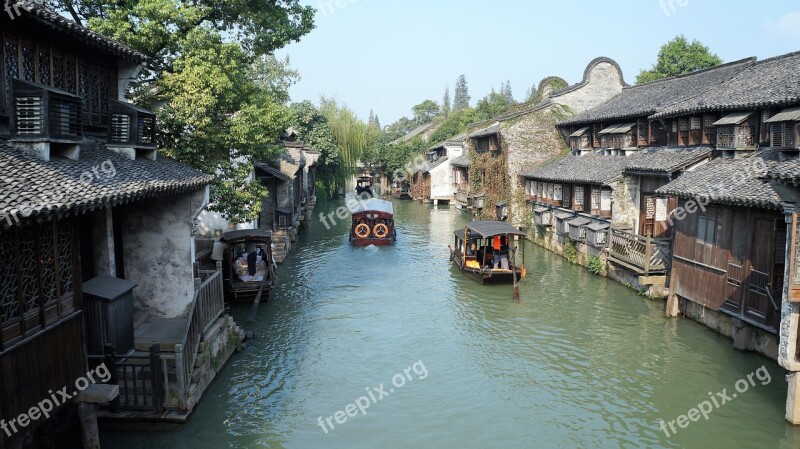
608, 229, 671, 275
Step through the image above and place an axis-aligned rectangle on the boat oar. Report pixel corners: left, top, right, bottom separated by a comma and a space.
510, 245, 520, 303
246, 280, 266, 323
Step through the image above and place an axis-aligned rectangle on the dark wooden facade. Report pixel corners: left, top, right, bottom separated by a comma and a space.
671, 202, 784, 331
638, 175, 677, 238
1, 21, 120, 137
0, 216, 86, 448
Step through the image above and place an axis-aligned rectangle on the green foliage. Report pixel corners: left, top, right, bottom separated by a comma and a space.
427, 108, 478, 143
563, 240, 579, 265
586, 256, 604, 275
412, 99, 440, 124
442, 86, 451, 117
474, 91, 514, 121
53, 0, 315, 223
636, 35, 723, 84
454, 74, 471, 111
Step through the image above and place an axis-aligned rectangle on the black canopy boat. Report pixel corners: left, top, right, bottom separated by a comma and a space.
219, 229, 276, 303
449, 220, 526, 284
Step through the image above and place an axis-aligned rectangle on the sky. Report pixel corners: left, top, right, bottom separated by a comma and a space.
275, 0, 800, 125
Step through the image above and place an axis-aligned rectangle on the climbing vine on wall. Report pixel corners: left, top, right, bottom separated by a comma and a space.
409, 174, 430, 200
469, 148, 510, 220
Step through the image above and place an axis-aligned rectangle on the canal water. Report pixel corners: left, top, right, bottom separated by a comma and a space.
103, 199, 800, 449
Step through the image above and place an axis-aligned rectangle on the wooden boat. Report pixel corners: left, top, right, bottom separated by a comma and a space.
356, 176, 374, 197
449, 220, 526, 284
350, 198, 396, 246
219, 229, 276, 303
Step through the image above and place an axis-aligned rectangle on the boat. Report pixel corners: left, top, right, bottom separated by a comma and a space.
449, 220, 527, 284
350, 198, 396, 246
218, 229, 276, 303
355, 176, 374, 197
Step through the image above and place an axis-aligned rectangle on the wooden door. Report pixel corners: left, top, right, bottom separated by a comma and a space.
743, 218, 775, 326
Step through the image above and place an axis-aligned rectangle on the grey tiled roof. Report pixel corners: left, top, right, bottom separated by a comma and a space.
421, 156, 448, 174
469, 123, 501, 138
390, 122, 436, 145
15, 1, 147, 61
450, 155, 470, 168
652, 51, 800, 119
765, 157, 800, 183
520, 152, 629, 185
623, 147, 713, 174
655, 151, 784, 209
0, 139, 212, 228
559, 58, 754, 126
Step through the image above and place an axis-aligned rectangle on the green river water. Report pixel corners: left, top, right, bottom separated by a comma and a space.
102, 199, 800, 448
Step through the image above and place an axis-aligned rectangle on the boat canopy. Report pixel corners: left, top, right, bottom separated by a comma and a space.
220, 229, 273, 243
352, 198, 394, 215
453, 220, 526, 240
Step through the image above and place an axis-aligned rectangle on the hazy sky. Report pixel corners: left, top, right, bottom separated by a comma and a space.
275, 0, 800, 125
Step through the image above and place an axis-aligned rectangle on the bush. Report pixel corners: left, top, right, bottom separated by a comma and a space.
563, 239, 579, 265
586, 256, 603, 275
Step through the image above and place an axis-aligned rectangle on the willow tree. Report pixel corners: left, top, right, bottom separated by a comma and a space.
46, 0, 315, 222
317, 98, 372, 196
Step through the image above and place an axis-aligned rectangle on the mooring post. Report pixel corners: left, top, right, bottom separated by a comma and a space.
75, 384, 119, 449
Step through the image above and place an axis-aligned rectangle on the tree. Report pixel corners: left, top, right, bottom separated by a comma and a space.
474, 91, 513, 122
374, 114, 381, 130
502, 80, 513, 103
636, 35, 723, 84
368, 109, 377, 127
412, 99, 440, 124
49, 0, 315, 222
442, 85, 451, 117
454, 75, 471, 111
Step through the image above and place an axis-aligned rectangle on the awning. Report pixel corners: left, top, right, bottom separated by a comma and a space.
351, 198, 394, 215
554, 212, 574, 220
567, 217, 591, 227
220, 229, 273, 243
254, 163, 291, 182
533, 206, 550, 213
598, 123, 636, 135
712, 112, 753, 126
275, 207, 294, 215
569, 126, 590, 137
456, 220, 526, 239
766, 107, 800, 123
586, 222, 611, 231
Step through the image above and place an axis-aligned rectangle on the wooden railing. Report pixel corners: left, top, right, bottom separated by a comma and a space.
88, 344, 165, 414
173, 269, 225, 410
608, 229, 672, 275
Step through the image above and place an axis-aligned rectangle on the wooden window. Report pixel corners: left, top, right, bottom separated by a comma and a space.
702, 114, 717, 145
600, 189, 612, 217
760, 111, 773, 144
561, 184, 571, 208
592, 124, 601, 148
546, 183, 554, 203
1, 219, 75, 348
574, 186, 584, 211
790, 214, 800, 302
590, 187, 601, 214
554, 183, 563, 202
772, 122, 798, 150
696, 211, 717, 265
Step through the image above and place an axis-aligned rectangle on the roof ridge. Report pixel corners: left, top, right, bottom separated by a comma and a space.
623, 57, 756, 90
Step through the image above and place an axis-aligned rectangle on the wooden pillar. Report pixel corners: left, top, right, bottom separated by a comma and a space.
75, 384, 119, 449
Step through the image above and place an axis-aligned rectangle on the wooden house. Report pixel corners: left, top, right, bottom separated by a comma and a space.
0, 4, 244, 444
451, 154, 471, 209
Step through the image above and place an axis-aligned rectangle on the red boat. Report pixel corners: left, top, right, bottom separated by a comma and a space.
350, 199, 396, 246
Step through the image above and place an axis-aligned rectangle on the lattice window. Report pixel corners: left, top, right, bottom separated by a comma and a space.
57, 223, 73, 296
574, 186, 584, 210
65, 58, 76, 93
5, 41, 18, 112
90, 68, 99, 119
21, 46, 35, 82
18, 226, 40, 315
38, 50, 50, 85
99, 69, 109, 114
52, 55, 64, 90
39, 227, 57, 306
690, 117, 702, 130
78, 64, 87, 112
0, 234, 19, 325
591, 188, 601, 211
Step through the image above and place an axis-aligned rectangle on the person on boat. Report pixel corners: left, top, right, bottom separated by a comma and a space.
466, 243, 476, 257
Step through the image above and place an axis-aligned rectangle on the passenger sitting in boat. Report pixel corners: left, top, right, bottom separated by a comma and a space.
466, 243, 476, 257
233, 248, 268, 282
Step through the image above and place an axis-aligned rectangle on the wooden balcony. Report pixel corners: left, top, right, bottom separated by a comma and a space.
608, 228, 671, 275
12, 79, 81, 142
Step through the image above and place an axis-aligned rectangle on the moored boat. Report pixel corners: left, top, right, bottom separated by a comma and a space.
449, 220, 526, 284
218, 229, 276, 303
350, 198, 396, 246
